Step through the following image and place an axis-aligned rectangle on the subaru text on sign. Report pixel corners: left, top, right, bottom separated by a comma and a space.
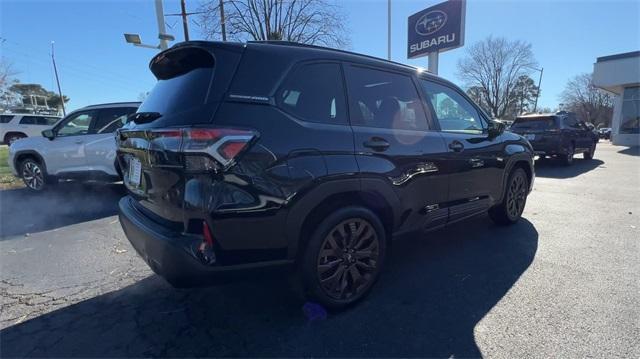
407, 0, 466, 59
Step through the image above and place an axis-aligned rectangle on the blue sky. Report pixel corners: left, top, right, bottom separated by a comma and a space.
1, 0, 639, 112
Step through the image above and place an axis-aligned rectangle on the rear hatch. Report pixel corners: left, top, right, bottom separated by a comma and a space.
117, 42, 251, 231
511, 116, 560, 142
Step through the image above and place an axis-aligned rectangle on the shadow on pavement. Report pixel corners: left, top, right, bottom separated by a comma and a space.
534, 158, 604, 179
0, 182, 126, 238
0, 215, 538, 357
617, 146, 640, 156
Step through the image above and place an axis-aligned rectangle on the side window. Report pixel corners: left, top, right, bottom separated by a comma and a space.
0, 115, 15, 123
41, 117, 60, 126
95, 107, 137, 134
564, 116, 580, 129
277, 63, 347, 125
345, 66, 428, 130
56, 111, 97, 137
19, 116, 37, 125
420, 80, 485, 134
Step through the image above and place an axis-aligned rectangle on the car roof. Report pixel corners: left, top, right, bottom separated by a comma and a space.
169, 40, 449, 83
0, 113, 61, 117
516, 113, 559, 118
81, 102, 141, 110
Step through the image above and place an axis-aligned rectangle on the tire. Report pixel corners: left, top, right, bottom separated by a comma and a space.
583, 141, 596, 160
20, 158, 49, 191
561, 144, 575, 166
6, 133, 26, 145
489, 168, 529, 226
300, 206, 387, 310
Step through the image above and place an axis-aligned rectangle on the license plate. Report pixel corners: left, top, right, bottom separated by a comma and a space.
525, 134, 536, 141
128, 157, 142, 186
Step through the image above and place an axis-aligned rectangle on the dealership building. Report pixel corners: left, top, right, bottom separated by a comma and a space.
592, 51, 640, 146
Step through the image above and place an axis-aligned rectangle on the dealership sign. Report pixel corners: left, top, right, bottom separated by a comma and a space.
407, 0, 466, 59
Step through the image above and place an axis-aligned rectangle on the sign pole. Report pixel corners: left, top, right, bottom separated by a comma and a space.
428, 51, 439, 75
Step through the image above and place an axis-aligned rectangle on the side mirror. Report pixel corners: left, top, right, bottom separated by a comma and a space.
42, 129, 55, 140
488, 121, 505, 138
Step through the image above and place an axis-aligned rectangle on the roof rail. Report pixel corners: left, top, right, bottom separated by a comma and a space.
247, 40, 429, 74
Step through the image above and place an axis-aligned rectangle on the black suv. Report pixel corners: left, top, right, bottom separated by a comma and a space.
510, 112, 598, 165
117, 41, 534, 309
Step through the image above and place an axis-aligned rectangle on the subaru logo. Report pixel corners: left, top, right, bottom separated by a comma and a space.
415, 10, 448, 36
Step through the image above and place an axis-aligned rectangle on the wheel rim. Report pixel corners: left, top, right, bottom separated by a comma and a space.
22, 162, 44, 190
8, 136, 20, 145
506, 173, 527, 219
316, 218, 380, 301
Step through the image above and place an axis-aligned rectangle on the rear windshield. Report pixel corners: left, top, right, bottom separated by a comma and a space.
137, 47, 215, 118
511, 116, 557, 130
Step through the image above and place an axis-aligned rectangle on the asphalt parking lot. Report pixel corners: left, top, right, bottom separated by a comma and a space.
1, 142, 638, 357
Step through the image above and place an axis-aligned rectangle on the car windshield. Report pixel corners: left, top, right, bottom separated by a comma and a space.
511, 116, 557, 130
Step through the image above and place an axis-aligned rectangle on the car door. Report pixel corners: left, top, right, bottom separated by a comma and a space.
345, 64, 450, 231
418, 78, 504, 222
45, 110, 98, 175
83, 106, 137, 176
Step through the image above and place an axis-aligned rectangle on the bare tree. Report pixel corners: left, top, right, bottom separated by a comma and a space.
0, 58, 18, 91
560, 73, 613, 127
198, 0, 349, 48
457, 36, 538, 119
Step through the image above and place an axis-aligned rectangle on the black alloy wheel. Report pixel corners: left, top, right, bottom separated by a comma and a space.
505, 170, 528, 221
301, 206, 386, 310
489, 168, 529, 225
316, 218, 380, 301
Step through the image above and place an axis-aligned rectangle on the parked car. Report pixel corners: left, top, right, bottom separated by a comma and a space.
0, 113, 61, 145
116, 41, 535, 309
510, 112, 598, 165
599, 127, 612, 139
8, 102, 139, 191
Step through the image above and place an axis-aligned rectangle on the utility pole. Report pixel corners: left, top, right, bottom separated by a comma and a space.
180, 0, 190, 41
387, 0, 391, 60
50, 41, 66, 116
219, 0, 227, 41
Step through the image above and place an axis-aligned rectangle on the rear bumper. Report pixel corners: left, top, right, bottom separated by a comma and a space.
529, 140, 566, 156
118, 196, 293, 287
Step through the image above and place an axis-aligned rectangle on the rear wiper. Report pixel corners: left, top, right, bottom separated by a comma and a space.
129, 112, 162, 124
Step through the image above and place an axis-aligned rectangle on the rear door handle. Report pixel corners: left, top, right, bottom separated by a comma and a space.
75, 140, 84, 145
363, 137, 390, 152
449, 140, 464, 152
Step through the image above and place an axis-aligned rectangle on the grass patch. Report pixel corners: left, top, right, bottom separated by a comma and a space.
0, 145, 23, 189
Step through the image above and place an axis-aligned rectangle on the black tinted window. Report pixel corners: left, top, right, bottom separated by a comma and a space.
139, 48, 215, 120
0, 115, 14, 123
19, 116, 38, 125
420, 80, 485, 133
512, 116, 558, 130
563, 116, 580, 128
277, 63, 347, 125
345, 66, 428, 130
95, 107, 137, 134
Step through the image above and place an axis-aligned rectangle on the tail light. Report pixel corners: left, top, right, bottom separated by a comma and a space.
145, 127, 257, 172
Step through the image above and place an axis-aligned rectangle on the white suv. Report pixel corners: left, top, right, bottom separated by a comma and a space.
0, 113, 61, 144
8, 102, 139, 191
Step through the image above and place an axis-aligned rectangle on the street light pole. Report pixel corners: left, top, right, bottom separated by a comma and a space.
155, 0, 169, 50
533, 67, 543, 112
50, 41, 66, 116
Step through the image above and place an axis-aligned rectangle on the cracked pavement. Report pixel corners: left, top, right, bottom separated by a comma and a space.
0, 143, 638, 357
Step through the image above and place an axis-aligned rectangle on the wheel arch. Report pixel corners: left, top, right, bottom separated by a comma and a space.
501, 154, 534, 201
3, 131, 27, 143
13, 150, 48, 177
285, 178, 401, 261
